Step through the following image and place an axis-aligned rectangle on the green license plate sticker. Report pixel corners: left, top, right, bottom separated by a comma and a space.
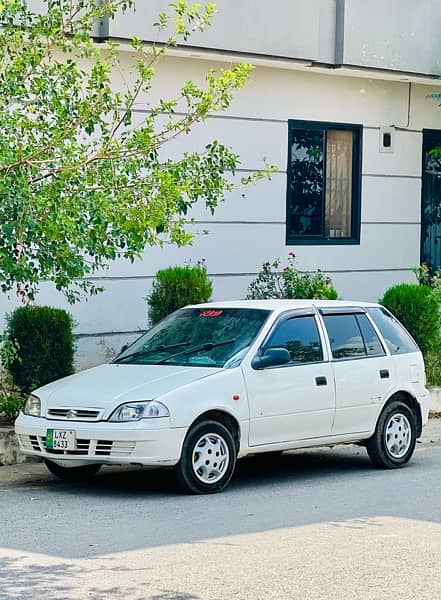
46, 429, 76, 450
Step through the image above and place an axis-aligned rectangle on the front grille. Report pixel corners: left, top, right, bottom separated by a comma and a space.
41, 436, 90, 455
96, 440, 113, 456
18, 434, 41, 452
30, 435, 41, 451
46, 408, 101, 421
29, 436, 137, 458
95, 441, 136, 456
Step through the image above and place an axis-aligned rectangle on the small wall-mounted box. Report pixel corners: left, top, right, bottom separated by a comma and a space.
379, 127, 394, 153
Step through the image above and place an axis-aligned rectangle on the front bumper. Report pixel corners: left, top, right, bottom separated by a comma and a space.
15, 413, 187, 467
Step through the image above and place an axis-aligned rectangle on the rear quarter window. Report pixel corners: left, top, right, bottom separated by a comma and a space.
322, 314, 366, 360
367, 307, 419, 354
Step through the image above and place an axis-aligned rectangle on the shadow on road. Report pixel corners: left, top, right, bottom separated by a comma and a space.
1, 445, 440, 560
0, 555, 200, 600
6, 445, 373, 498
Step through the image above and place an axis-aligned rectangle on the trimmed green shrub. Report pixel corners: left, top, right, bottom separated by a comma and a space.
247, 253, 338, 300
425, 352, 441, 387
413, 263, 441, 303
148, 264, 213, 325
6, 306, 75, 392
0, 333, 25, 422
0, 391, 25, 422
380, 284, 440, 357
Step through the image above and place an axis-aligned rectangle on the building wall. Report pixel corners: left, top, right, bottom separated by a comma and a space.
108, 0, 337, 64
2, 52, 441, 368
109, 0, 441, 76
341, 0, 441, 75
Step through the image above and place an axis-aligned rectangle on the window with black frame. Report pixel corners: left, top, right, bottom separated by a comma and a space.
263, 315, 323, 364
286, 120, 362, 245
323, 313, 386, 360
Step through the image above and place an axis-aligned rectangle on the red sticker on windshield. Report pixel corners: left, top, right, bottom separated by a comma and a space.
200, 310, 223, 318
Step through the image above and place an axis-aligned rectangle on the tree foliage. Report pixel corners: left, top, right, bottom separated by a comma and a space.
0, 0, 275, 303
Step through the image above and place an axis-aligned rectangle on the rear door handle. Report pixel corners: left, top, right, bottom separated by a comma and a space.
315, 376, 327, 386
380, 369, 390, 379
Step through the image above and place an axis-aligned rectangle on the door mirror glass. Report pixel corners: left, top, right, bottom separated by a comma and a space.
252, 347, 291, 370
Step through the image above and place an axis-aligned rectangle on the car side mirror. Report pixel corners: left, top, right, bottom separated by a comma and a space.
251, 347, 291, 370
119, 344, 129, 355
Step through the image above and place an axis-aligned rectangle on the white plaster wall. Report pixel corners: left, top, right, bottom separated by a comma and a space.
109, 0, 338, 64
3, 54, 441, 368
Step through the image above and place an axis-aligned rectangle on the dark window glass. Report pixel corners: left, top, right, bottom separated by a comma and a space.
286, 121, 362, 245
323, 314, 366, 360
367, 307, 419, 355
288, 130, 324, 237
356, 314, 385, 356
264, 316, 323, 364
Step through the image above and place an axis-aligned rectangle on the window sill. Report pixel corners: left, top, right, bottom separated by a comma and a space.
286, 237, 360, 246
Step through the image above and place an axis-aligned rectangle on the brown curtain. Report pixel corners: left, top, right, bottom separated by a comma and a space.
325, 130, 353, 238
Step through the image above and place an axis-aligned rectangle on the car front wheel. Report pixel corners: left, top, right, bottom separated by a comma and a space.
44, 460, 101, 481
176, 420, 237, 494
367, 400, 417, 469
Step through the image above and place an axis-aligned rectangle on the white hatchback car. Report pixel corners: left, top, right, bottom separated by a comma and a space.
15, 300, 430, 493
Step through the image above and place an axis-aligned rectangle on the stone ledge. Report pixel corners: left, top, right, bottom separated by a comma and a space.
0, 427, 29, 466
428, 386, 441, 415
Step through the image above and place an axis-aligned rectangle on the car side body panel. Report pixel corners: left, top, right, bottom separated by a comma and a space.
14, 299, 430, 473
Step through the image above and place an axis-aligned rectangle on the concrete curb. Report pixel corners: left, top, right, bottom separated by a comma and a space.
0, 427, 30, 466
428, 386, 441, 414
2, 387, 441, 465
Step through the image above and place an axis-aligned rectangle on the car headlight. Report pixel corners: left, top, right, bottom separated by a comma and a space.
23, 394, 41, 417
109, 400, 170, 422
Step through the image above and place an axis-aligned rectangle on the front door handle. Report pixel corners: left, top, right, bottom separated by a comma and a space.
315, 376, 327, 386
380, 369, 390, 379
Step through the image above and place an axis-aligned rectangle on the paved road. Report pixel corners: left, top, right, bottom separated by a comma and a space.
1, 423, 441, 600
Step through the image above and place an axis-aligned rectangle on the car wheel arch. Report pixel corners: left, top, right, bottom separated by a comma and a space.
381, 391, 422, 437
189, 410, 241, 453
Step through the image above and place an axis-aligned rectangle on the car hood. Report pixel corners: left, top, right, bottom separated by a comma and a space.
36, 363, 222, 410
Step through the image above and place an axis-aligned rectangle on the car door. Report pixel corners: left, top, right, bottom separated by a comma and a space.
245, 310, 336, 447
319, 308, 396, 436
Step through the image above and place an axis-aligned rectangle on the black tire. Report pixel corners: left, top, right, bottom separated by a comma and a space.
176, 420, 237, 494
366, 401, 417, 469
45, 459, 101, 481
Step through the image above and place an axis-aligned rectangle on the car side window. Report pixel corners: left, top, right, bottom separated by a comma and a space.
356, 314, 386, 356
323, 314, 366, 360
367, 307, 418, 354
263, 316, 323, 364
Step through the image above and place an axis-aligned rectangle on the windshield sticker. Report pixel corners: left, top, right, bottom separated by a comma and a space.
200, 310, 223, 318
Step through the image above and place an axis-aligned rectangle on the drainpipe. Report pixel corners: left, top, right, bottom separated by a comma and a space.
92, 0, 109, 42
335, 0, 346, 67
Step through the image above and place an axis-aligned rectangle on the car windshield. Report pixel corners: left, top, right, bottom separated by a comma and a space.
115, 307, 271, 367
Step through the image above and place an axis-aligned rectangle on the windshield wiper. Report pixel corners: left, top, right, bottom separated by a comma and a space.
113, 341, 191, 364
155, 339, 236, 365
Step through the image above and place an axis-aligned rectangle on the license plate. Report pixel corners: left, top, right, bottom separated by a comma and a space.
46, 429, 76, 451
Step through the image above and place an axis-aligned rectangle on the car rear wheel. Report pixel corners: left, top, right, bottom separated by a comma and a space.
44, 459, 101, 481
176, 420, 237, 494
366, 401, 417, 469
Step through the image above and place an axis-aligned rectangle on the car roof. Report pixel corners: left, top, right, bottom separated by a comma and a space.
187, 299, 381, 315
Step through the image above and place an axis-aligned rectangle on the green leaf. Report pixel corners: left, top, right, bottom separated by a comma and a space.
0, 0, 274, 304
